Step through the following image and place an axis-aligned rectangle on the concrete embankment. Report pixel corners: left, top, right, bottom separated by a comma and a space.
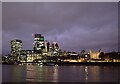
43, 62, 120, 66
2, 62, 120, 66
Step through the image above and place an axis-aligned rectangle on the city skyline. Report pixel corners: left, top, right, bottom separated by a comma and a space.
2, 2, 118, 55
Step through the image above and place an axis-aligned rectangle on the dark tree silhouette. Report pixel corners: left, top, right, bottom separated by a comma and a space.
99, 52, 105, 59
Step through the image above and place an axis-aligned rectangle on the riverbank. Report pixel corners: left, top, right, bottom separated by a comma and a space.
44, 62, 120, 66
2, 62, 120, 66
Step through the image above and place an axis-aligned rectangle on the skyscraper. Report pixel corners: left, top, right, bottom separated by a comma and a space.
44, 40, 50, 52
32, 34, 45, 52
51, 41, 60, 56
52, 41, 59, 50
10, 39, 22, 61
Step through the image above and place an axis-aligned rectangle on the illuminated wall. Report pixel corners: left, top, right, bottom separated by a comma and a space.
10, 39, 22, 59
89, 50, 101, 59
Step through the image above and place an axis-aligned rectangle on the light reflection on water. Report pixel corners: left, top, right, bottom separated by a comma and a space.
2, 64, 119, 82
85, 66, 88, 81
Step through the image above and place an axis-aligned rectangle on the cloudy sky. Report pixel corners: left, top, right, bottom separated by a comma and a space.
2, 2, 118, 55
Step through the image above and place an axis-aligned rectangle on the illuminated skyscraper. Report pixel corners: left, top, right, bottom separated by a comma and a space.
52, 41, 59, 50
10, 39, 22, 61
32, 34, 45, 52
45, 40, 50, 52
51, 41, 60, 56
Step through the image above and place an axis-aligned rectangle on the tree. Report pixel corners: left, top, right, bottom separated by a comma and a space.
80, 50, 85, 58
99, 52, 105, 59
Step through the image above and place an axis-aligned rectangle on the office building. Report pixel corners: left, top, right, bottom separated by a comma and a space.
10, 39, 22, 61
32, 34, 45, 52
51, 41, 60, 56
44, 40, 50, 52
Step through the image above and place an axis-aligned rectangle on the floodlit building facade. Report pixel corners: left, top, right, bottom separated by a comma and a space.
10, 39, 22, 61
89, 50, 101, 59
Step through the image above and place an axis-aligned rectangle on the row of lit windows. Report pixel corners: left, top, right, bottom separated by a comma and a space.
11, 42, 22, 45
11, 44, 22, 46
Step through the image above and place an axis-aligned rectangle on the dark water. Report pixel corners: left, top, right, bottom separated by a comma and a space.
2, 64, 120, 82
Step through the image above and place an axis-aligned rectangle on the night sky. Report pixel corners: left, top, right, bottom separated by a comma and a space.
2, 2, 118, 55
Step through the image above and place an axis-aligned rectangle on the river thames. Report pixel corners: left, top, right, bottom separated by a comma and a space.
2, 64, 120, 83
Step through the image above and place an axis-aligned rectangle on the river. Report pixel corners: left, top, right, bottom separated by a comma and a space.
2, 64, 120, 83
